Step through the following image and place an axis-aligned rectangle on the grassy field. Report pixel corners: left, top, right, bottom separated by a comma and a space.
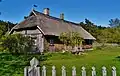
41, 47, 120, 76
0, 46, 120, 76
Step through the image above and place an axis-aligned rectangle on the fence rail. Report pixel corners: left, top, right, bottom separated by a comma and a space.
24, 57, 117, 76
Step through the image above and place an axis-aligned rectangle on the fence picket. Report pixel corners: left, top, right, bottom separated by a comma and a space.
37, 67, 40, 76
82, 66, 86, 76
52, 66, 56, 76
72, 66, 76, 76
102, 66, 107, 76
62, 66, 66, 76
42, 66, 46, 76
112, 66, 116, 76
92, 66, 96, 76
24, 67, 28, 76
24, 57, 119, 76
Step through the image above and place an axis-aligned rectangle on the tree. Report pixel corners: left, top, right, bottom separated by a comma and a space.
109, 18, 120, 27
1, 34, 34, 54
0, 20, 15, 37
59, 32, 83, 50
59, 32, 68, 46
80, 19, 107, 42
108, 28, 120, 44
79, 18, 120, 44
97, 27, 120, 44
85, 18, 94, 25
7, 21, 16, 31
80, 19, 99, 40
97, 29, 111, 43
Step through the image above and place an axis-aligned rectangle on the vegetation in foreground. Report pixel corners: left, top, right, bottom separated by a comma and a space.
0, 53, 48, 76
0, 46, 120, 76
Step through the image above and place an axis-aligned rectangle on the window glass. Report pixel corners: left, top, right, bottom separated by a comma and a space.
50, 39, 54, 44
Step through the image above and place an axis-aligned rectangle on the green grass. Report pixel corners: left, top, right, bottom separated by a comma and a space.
41, 47, 120, 76
0, 46, 120, 76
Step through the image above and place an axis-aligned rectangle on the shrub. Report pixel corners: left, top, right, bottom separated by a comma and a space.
59, 32, 83, 47
1, 34, 34, 54
0, 53, 48, 76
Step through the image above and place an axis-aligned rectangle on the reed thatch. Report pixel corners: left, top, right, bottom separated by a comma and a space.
10, 9, 96, 40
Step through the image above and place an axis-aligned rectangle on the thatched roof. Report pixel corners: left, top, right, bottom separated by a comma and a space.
11, 9, 96, 40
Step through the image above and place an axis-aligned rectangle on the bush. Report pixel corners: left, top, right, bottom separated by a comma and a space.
0, 34, 34, 54
0, 53, 48, 76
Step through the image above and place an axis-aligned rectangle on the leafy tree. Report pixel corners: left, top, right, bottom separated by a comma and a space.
108, 28, 120, 44
97, 27, 120, 44
0, 20, 15, 37
109, 18, 120, 27
80, 19, 107, 43
80, 19, 97, 34
79, 18, 120, 44
0, 20, 8, 36
85, 18, 94, 25
59, 32, 83, 48
59, 32, 68, 46
7, 21, 16, 31
80, 19, 100, 41
1, 34, 34, 54
97, 29, 111, 43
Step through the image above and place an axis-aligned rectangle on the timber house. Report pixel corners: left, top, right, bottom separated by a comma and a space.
10, 8, 96, 52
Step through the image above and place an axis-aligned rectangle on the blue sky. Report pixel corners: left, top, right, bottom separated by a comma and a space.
0, 0, 120, 26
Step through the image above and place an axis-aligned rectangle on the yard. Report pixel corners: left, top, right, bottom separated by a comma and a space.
0, 46, 120, 76
41, 46, 120, 76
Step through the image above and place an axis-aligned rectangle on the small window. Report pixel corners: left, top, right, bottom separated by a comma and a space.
50, 39, 54, 44
34, 39, 37, 46
28, 34, 37, 46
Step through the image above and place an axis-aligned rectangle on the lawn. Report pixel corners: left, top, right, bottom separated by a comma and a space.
0, 46, 120, 76
41, 46, 120, 76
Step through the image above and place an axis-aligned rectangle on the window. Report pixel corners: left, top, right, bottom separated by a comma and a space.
50, 39, 54, 45
28, 34, 37, 46
34, 39, 37, 46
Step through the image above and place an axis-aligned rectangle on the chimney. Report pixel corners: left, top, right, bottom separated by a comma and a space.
60, 13, 64, 20
43, 8, 49, 15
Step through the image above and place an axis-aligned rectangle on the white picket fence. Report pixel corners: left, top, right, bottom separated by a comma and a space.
41, 66, 116, 76
24, 57, 117, 76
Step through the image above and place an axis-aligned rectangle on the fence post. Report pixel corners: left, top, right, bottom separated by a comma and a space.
37, 67, 40, 76
42, 66, 46, 76
24, 67, 28, 76
72, 66, 76, 76
82, 66, 86, 76
62, 66, 66, 76
112, 66, 116, 76
52, 66, 56, 76
102, 66, 107, 76
92, 66, 96, 76
24, 57, 40, 76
